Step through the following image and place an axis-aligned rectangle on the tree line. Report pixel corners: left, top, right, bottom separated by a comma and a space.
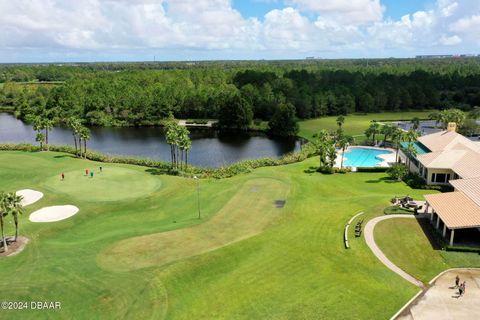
1, 59, 480, 138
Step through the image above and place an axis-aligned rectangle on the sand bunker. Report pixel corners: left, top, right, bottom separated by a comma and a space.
29, 205, 79, 223
16, 189, 44, 206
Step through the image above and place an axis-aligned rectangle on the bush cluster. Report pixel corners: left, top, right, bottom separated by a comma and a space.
383, 205, 414, 215
402, 172, 452, 191
356, 167, 389, 172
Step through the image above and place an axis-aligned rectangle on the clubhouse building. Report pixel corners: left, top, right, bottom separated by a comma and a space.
400, 123, 480, 246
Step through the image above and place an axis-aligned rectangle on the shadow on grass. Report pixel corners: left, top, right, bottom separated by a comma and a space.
54, 154, 74, 159
303, 166, 318, 174
365, 177, 396, 184
145, 168, 169, 176
416, 217, 443, 250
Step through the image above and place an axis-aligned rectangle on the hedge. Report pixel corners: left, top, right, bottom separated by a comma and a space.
445, 246, 480, 253
356, 167, 389, 172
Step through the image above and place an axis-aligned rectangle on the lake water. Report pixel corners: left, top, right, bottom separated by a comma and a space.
0, 113, 301, 168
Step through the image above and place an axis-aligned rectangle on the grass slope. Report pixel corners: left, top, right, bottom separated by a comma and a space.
375, 218, 480, 283
0, 151, 434, 319
298, 111, 431, 140
98, 178, 290, 271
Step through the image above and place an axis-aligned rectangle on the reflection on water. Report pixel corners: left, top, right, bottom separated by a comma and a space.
0, 113, 301, 168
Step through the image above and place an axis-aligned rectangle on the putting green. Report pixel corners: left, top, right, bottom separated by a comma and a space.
43, 167, 162, 202
97, 178, 290, 271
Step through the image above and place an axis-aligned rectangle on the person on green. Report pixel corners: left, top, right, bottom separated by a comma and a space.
90, 171, 94, 178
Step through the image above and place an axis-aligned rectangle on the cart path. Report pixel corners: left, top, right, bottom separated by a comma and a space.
364, 214, 425, 288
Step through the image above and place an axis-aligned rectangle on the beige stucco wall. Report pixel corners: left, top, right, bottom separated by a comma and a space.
425, 168, 455, 185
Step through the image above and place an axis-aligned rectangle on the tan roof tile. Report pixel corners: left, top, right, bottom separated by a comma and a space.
425, 192, 480, 229
450, 178, 480, 207
418, 131, 480, 153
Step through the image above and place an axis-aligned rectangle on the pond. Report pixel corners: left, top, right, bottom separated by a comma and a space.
0, 113, 301, 168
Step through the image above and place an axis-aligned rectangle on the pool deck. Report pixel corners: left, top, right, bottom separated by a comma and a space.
336, 146, 396, 169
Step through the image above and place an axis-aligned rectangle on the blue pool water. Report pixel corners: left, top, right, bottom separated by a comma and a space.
342, 147, 393, 167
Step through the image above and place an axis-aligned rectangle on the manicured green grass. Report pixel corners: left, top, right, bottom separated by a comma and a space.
44, 166, 162, 202
375, 218, 480, 283
98, 178, 290, 271
298, 111, 431, 140
0, 151, 435, 319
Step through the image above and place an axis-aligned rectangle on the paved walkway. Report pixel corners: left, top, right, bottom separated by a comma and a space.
364, 214, 425, 288
397, 269, 480, 320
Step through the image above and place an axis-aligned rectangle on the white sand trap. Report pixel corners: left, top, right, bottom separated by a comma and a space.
16, 189, 44, 206
29, 205, 79, 223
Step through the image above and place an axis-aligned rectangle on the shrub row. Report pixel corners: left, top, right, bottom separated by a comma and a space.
383, 205, 414, 215
403, 172, 454, 192
356, 167, 389, 172
0, 142, 318, 179
445, 246, 480, 253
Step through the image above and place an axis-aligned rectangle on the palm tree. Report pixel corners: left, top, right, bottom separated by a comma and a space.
178, 127, 192, 170
336, 115, 345, 128
439, 109, 466, 129
35, 132, 45, 150
165, 116, 182, 169
43, 118, 54, 151
406, 143, 418, 171
365, 122, 381, 144
380, 124, 396, 146
68, 117, 82, 157
327, 144, 337, 169
406, 128, 419, 143
411, 117, 420, 131
0, 193, 9, 253
391, 127, 405, 163
315, 129, 331, 167
79, 126, 91, 159
30, 115, 45, 150
337, 134, 354, 169
6, 192, 24, 242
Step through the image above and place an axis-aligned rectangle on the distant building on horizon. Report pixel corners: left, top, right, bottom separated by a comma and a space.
416, 54, 479, 59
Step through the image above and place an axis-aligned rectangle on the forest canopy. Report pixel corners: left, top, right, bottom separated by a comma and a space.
1, 59, 480, 133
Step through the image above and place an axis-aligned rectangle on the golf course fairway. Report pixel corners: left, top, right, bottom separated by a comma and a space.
98, 178, 290, 271
0, 150, 437, 319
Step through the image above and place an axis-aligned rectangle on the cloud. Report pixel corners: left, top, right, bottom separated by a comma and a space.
450, 14, 480, 32
0, 0, 478, 61
439, 34, 462, 45
286, 0, 384, 25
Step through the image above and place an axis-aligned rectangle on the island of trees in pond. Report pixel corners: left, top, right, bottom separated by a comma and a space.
1, 58, 480, 137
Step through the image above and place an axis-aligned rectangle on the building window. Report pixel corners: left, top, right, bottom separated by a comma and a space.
435, 173, 447, 183
432, 173, 436, 182
446, 174, 451, 182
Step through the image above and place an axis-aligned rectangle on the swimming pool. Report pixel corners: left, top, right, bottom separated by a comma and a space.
342, 147, 393, 167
